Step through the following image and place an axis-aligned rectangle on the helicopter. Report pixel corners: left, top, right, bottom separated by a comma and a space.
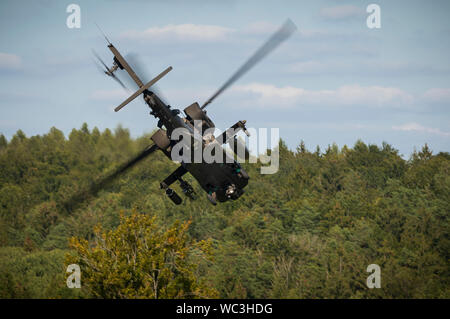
80, 19, 296, 207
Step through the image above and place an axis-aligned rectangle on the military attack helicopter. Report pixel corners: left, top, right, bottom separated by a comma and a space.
78, 19, 296, 207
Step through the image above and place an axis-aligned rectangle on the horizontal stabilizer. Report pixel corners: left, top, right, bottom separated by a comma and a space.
115, 66, 172, 112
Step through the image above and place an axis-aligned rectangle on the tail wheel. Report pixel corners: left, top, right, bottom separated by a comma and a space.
238, 169, 249, 179
207, 192, 217, 205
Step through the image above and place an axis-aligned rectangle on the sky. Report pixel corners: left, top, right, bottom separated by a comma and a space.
0, 0, 449, 157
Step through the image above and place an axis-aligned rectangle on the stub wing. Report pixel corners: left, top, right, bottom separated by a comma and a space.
114, 66, 172, 112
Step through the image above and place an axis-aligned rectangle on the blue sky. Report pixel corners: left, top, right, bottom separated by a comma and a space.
0, 0, 449, 157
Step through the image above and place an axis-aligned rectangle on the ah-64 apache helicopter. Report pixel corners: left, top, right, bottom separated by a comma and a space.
70, 19, 296, 208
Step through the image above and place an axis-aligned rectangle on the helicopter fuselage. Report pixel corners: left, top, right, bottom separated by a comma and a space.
142, 90, 249, 203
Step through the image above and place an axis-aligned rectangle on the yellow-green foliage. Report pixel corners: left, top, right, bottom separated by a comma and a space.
66, 213, 217, 298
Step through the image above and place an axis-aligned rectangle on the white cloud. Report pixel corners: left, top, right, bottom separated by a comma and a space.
120, 24, 235, 42
288, 60, 450, 77
320, 5, 364, 20
392, 123, 450, 137
90, 89, 128, 101
287, 60, 419, 76
232, 83, 413, 108
333, 85, 413, 105
243, 21, 278, 35
423, 88, 450, 103
234, 83, 302, 99
0, 52, 22, 70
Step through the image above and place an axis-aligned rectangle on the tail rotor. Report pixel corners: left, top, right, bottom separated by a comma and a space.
92, 49, 128, 90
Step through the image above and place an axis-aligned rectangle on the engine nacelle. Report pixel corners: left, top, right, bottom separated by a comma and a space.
184, 102, 215, 132
151, 129, 170, 150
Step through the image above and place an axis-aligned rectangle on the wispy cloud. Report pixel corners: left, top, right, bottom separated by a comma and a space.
90, 89, 128, 101
232, 83, 413, 108
0, 52, 22, 70
392, 123, 450, 137
287, 60, 450, 77
243, 21, 278, 35
320, 5, 365, 20
120, 24, 235, 42
423, 88, 450, 103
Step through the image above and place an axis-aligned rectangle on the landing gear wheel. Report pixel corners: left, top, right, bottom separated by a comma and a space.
166, 188, 182, 205
207, 192, 217, 205
238, 169, 249, 179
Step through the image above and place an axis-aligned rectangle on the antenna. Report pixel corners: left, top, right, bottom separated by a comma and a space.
95, 23, 111, 44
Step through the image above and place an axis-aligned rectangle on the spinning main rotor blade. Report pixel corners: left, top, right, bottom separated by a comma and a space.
124, 53, 170, 104
124, 53, 151, 87
61, 144, 159, 212
114, 66, 172, 112
201, 19, 297, 109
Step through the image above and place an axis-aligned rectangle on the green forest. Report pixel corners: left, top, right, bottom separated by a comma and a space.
0, 124, 448, 298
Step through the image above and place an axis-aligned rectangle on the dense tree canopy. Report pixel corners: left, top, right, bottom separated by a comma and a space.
0, 125, 448, 298
67, 213, 217, 298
